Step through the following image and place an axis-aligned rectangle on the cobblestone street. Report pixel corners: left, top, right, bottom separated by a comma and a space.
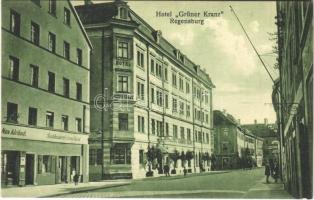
55, 168, 292, 198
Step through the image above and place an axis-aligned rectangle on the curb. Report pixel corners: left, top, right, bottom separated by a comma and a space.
41, 183, 131, 198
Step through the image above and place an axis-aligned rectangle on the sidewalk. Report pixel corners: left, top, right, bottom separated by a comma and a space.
243, 178, 294, 199
1, 180, 131, 198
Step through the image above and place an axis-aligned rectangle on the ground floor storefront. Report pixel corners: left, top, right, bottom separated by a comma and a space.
1, 124, 89, 187
89, 139, 212, 180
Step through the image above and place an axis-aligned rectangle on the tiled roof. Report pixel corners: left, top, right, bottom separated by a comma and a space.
242, 124, 278, 138
129, 10, 214, 87
75, 2, 117, 25
213, 110, 263, 140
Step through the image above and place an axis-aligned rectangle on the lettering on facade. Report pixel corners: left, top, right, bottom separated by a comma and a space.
116, 59, 131, 67
2, 127, 26, 137
2, 126, 86, 144
47, 133, 81, 142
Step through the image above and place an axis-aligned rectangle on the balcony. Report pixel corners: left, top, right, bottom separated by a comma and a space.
113, 93, 134, 101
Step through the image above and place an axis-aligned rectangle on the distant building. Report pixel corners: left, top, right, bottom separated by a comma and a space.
213, 110, 263, 169
1, 0, 92, 186
242, 121, 280, 163
75, 1, 215, 180
273, 1, 313, 198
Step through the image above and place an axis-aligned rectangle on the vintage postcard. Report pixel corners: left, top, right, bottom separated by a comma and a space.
1, 0, 313, 198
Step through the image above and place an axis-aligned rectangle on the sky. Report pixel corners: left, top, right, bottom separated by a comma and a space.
73, 1, 279, 124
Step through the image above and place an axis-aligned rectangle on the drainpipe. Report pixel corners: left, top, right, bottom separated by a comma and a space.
191, 79, 196, 173
101, 28, 105, 180
146, 42, 151, 148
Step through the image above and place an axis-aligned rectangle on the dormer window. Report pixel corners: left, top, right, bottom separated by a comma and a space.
119, 7, 128, 19
180, 54, 185, 63
174, 49, 180, 59
153, 30, 162, 44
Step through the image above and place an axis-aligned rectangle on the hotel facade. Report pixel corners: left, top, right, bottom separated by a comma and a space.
75, 1, 215, 180
1, 0, 91, 186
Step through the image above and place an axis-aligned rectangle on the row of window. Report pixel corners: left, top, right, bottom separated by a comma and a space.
194, 108, 209, 123
193, 86, 209, 103
6, 102, 82, 132
121, 45, 209, 99
136, 81, 209, 122
31, 0, 71, 25
9, 56, 83, 101
10, 8, 82, 65
137, 115, 210, 143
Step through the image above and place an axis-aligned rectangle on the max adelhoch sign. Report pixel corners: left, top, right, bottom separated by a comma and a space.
1, 124, 88, 145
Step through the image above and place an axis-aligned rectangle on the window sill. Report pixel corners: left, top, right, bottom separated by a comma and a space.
48, 12, 57, 19
137, 65, 145, 71
32, 2, 41, 7
37, 172, 54, 176
117, 57, 129, 60
63, 22, 71, 28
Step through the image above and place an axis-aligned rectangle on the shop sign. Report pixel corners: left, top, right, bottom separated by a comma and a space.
2, 128, 26, 137
1, 124, 88, 144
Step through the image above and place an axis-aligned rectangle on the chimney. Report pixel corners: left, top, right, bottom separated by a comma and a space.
222, 109, 226, 115
254, 119, 257, 124
238, 119, 241, 124
264, 118, 268, 125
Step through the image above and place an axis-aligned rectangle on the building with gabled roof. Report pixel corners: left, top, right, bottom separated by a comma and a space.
1, 0, 91, 186
213, 110, 263, 169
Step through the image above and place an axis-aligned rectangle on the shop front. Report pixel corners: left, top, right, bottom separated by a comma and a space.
1, 124, 89, 187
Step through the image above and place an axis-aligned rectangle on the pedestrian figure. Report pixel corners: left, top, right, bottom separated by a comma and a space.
73, 172, 79, 186
269, 158, 274, 176
265, 161, 271, 184
273, 162, 280, 183
183, 167, 187, 176
164, 164, 170, 177
71, 169, 76, 182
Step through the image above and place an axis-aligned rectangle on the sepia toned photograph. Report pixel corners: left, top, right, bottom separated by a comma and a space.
1, 0, 313, 199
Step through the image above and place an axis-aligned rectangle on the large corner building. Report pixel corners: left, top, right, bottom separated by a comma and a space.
1, 0, 91, 186
75, 1, 215, 180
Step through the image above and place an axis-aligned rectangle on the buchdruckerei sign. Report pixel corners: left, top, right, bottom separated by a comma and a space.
1, 124, 88, 145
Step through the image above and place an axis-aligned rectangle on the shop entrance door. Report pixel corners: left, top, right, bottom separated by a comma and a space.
70, 156, 80, 182
59, 156, 67, 183
2, 151, 19, 186
25, 154, 34, 185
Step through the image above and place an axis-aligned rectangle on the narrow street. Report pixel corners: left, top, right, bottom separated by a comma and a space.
57, 168, 292, 198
